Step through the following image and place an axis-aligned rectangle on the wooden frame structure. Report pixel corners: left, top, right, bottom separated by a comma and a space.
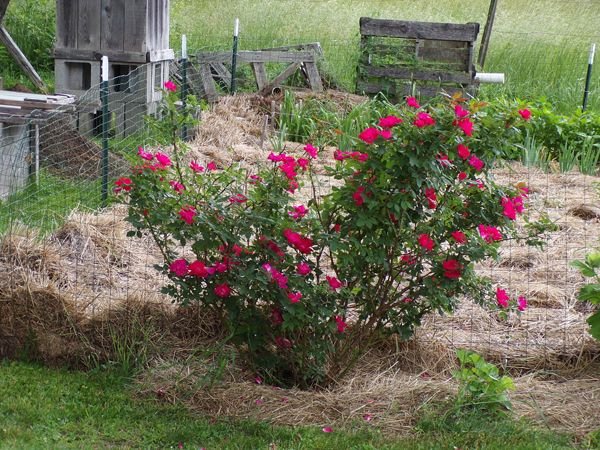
357, 17, 480, 100
54, 0, 173, 136
185, 44, 324, 102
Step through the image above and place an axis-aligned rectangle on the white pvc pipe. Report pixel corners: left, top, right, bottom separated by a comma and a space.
182, 35, 187, 59
475, 72, 505, 84
101, 56, 109, 82
589, 43, 596, 65
234, 18, 239, 37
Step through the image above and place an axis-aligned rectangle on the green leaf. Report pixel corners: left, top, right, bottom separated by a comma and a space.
587, 311, 600, 341
571, 260, 596, 277
578, 284, 600, 304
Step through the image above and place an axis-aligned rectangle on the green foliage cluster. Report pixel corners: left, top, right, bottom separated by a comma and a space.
454, 349, 515, 413
571, 251, 600, 341
119, 88, 550, 387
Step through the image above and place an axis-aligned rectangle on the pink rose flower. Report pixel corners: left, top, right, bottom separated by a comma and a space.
137, 147, 154, 161
358, 127, 379, 144
214, 283, 231, 298
334, 315, 347, 333
287, 291, 302, 304
454, 104, 469, 118
496, 287, 509, 308
164, 80, 177, 92
155, 152, 172, 168
189, 161, 205, 173
326, 275, 342, 291
442, 259, 462, 279
169, 259, 188, 276
457, 144, 470, 160
418, 234, 435, 252
296, 262, 311, 276
478, 224, 503, 243
457, 118, 474, 136
179, 206, 196, 225
289, 205, 308, 220
378, 115, 403, 128
518, 296, 528, 311
413, 112, 435, 128
304, 143, 318, 158
406, 96, 420, 108
518, 109, 531, 120
468, 155, 484, 172
451, 231, 467, 244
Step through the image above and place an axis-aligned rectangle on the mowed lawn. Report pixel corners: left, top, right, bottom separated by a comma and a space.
0, 360, 585, 449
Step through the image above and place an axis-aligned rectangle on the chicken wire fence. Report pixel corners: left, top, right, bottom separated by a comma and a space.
0, 57, 598, 374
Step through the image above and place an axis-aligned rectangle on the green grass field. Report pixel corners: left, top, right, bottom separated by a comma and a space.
0, 360, 584, 449
171, 0, 600, 112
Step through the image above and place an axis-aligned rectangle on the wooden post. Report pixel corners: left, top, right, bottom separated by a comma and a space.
477, 0, 499, 69
0, 26, 47, 92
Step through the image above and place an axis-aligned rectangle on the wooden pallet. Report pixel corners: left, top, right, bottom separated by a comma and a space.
180, 43, 324, 102
356, 18, 480, 101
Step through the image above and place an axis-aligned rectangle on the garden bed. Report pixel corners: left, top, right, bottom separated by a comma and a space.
0, 93, 599, 436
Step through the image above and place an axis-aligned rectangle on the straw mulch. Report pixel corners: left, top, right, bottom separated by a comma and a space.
1, 92, 600, 436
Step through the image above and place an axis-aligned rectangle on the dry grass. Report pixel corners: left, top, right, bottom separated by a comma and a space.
1, 93, 599, 436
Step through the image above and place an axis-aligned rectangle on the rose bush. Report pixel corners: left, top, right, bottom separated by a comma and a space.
117, 86, 547, 387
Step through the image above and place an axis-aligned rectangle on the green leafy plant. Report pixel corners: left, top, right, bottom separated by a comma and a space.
454, 349, 515, 413
118, 88, 550, 387
571, 251, 600, 341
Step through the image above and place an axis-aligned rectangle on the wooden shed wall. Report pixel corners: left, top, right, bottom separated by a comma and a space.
56, 0, 169, 54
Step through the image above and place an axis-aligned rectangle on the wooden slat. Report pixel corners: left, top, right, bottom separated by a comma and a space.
259, 62, 301, 95
101, 0, 125, 52
363, 66, 472, 84
417, 47, 469, 66
77, 0, 101, 50
199, 64, 218, 102
0, 0, 10, 21
210, 62, 231, 86
195, 51, 315, 64
0, 98, 76, 111
147, 49, 175, 62
303, 62, 323, 91
360, 17, 480, 42
54, 48, 147, 63
357, 79, 470, 99
124, 0, 146, 52
0, 26, 47, 92
251, 62, 268, 90
56, 0, 78, 48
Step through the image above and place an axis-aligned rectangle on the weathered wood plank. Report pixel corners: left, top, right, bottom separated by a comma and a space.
54, 48, 147, 63
124, 0, 146, 52
159, 0, 169, 50
259, 62, 301, 95
147, 49, 175, 62
303, 62, 323, 91
251, 62, 268, 90
56, 0, 78, 49
211, 62, 232, 86
0, 26, 46, 91
199, 64, 218, 102
195, 51, 316, 64
101, 0, 125, 52
363, 66, 472, 84
0, 0, 10, 21
360, 17, 480, 42
0, 98, 76, 111
77, 0, 101, 50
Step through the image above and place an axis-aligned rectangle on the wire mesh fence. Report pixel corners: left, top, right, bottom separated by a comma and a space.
0, 55, 598, 378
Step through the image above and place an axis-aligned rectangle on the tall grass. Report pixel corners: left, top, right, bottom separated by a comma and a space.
172, 0, 600, 113
0, 0, 55, 88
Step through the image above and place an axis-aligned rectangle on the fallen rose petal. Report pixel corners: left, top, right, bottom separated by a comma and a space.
322, 426, 333, 433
